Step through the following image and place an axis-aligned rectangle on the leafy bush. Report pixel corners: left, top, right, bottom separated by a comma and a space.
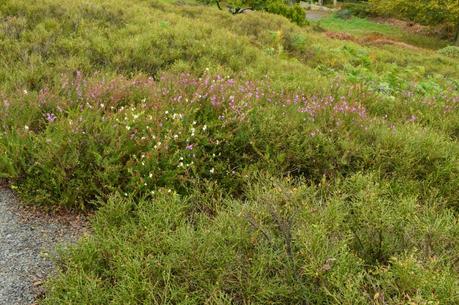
438, 46, 459, 58
337, 3, 372, 19
369, 0, 459, 29
199, 0, 307, 25
264, 1, 308, 26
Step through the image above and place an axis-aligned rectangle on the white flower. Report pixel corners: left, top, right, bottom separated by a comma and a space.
193, 121, 197, 125
174, 134, 178, 139
165, 110, 169, 115
149, 173, 153, 178
23, 89, 28, 95
126, 125, 131, 130
202, 125, 207, 131
209, 168, 215, 174
24, 125, 29, 131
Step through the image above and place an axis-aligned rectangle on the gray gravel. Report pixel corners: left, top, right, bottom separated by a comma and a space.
0, 188, 85, 305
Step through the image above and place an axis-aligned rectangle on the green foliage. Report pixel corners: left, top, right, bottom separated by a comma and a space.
42, 176, 459, 304
369, 0, 459, 26
438, 46, 459, 58
200, 0, 307, 25
319, 15, 448, 49
336, 2, 373, 19
0, 0, 458, 303
263, 1, 307, 26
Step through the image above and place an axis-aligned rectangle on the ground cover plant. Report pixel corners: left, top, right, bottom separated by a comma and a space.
0, 0, 458, 304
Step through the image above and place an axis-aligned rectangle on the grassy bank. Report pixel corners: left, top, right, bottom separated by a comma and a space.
0, 0, 458, 303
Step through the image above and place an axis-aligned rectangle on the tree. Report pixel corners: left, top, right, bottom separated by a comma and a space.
204, 0, 307, 25
370, 0, 459, 45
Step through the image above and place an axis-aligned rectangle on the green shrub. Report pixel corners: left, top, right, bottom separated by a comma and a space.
198, 0, 307, 26
1, 72, 458, 209
0, 0, 458, 303
42, 175, 459, 304
438, 46, 459, 58
336, 3, 372, 19
264, 1, 308, 26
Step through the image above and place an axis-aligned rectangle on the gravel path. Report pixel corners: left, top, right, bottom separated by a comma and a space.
0, 188, 86, 305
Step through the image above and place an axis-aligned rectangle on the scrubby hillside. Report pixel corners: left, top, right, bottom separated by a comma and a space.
0, 0, 458, 304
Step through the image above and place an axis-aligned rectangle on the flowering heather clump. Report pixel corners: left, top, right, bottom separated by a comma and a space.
0, 71, 377, 207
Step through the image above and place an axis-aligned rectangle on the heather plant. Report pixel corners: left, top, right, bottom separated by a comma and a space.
0, 0, 458, 303
42, 175, 459, 304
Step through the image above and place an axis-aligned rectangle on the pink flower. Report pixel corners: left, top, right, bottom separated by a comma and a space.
45, 113, 57, 123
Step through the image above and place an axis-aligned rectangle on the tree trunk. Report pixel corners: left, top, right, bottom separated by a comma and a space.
333, 0, 337, 7
318, 0, 323, 6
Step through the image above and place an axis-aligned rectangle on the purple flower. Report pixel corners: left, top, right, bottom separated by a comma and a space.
45, 112, 57, 123
186, 144, 194, 150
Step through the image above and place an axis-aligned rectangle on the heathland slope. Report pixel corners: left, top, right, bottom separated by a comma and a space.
0, 0, 458, 304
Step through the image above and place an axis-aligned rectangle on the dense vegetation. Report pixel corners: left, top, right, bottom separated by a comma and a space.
368, 0, 459, 44
200, 0, 308, 25
0, 0, 458, 304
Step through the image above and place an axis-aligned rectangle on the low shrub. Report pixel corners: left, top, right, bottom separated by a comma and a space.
42, 174, 459, 304
336, 3, 373, 19
2, 72, 457, 209
438, 46, 459, 58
